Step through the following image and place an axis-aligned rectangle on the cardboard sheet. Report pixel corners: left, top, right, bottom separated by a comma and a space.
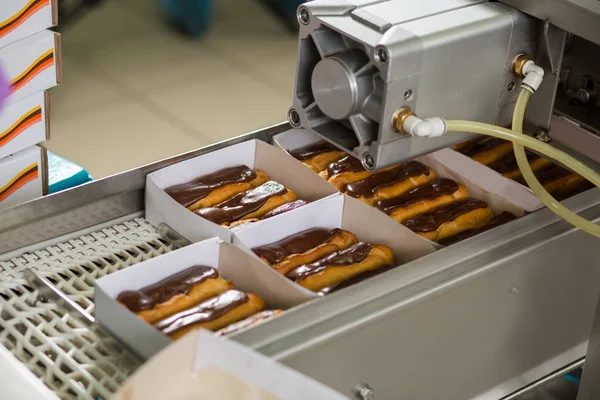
145, 139, 338, 243
95, 238, 309, 360
233, 194, 437, 299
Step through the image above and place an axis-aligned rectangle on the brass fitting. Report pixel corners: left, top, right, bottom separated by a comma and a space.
512, 53, 533, 78
392, 107, 415, 134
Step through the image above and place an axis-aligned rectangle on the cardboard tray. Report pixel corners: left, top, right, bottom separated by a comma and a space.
95, 237, 312, 360
0, 0, 58, 49
115, 330, 347, 400
145, 139, 338, 243
233, 193, 437, 299
0, 145, 47, 211
0, 30, 61, 106
0, 91, 49, 159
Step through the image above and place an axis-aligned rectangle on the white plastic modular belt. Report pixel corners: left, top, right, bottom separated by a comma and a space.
0, 218, 176, 399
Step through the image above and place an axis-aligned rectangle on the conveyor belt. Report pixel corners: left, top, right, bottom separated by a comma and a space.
0, 217, 170, 399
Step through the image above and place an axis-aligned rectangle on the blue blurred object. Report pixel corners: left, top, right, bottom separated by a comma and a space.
156, 0, 213, 37
47, 152, 93, 194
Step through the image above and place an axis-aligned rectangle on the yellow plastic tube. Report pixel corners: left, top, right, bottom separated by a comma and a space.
445, 99, 600, 237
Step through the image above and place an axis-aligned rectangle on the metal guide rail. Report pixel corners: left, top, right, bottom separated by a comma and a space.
0, 123, 599, 399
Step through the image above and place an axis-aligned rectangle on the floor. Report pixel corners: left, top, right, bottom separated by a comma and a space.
46, 0, 297, 178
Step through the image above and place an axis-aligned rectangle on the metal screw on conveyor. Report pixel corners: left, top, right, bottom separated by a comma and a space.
535, 128, 552, 143
352, 382, 375, 400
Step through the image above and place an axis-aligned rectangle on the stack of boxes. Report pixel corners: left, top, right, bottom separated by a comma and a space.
0, 0, 60, 211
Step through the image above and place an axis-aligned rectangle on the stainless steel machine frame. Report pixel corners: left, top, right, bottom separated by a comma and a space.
0, 123, 599, 399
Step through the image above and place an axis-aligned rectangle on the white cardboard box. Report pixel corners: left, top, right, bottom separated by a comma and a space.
0, 145, 46, 211
95, 237, 311, 360
146, 139, 339, 243
0, 0, 57, 49
0, 91, 48, 159
233, 193, 437, 299
115, 330, 347, 400
0, 30, 61, 106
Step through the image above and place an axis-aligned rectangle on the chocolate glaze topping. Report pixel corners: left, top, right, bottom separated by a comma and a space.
318, 264, 396, 295
459, 137, 506, 157
252, 228, 341, 264
215, 310, 281, 337
290, 142, 338, 161
117, 266, 218, 312
376, 178, 459, 214
155, 290, 249, 336
165, 165, 256, 207
403, 198, 489, 232
346, 161, 430, 198
488, 151, 538, 174
438, 211, 517, 246
195, 181, 287, 224
262, 200, 309, 219
534, 165, 573, 185
327, 156, 365, 177
286, 242, 372, 282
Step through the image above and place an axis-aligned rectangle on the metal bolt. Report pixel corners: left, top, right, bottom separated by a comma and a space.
404, 89, 413, 100
535, 128, 552, 143
352, 382, 375, 400
288, 109, 301, 128
576, 88, 592, 104
508, 81, 516, 92
362, 153, 375, 170
375, 47, 388, 64
298, 6, 311, 25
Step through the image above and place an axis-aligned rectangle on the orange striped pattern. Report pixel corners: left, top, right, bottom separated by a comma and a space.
0, 162, 38, 202
0, 106, 42, 147
0, 0, 50, 39
9, 49, 54, 94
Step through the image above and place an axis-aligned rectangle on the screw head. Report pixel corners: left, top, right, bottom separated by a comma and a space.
298, 6, 311, 25
352, 382, 375, 400
362, 153, 375, 170
375, 47, 388, 64
508, 81, 516, 92
288, 109, 301, 128
404, 89, 413, 100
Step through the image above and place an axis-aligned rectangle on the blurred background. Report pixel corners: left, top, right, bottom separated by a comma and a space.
47, 0, 301, 178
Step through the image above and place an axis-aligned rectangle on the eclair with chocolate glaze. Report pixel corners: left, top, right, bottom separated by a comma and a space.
488, 152, 553, 181
117, 266, 234, 324
252, 228, 359, 275
155, 290, 265, 340
325, 156, 387, 191
532, 165, 588, 197
286, 242, 394, 292
318, 264, 397, 296
457, 137, 514, 166
403, 199, 494, 242
165, 166, 270, 211
346, 161, 436, 205
438, 211, 517, 246
195, 181, 298, 226
215, 310, 283, 337
289, 142, 346, 173
377, 178, 469, 223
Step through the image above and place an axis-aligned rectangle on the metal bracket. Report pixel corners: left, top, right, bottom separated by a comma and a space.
543, 20, 564, 74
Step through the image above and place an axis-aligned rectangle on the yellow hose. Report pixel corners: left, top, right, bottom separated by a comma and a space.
446, 94, 600, 237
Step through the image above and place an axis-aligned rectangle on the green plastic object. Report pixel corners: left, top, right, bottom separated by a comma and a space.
47, 151, 93, 194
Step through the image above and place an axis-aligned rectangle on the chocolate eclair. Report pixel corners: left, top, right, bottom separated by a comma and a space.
346, 161, 436, 205
403, 198, 494, 242
117, 266, 234, 324
154, 290, 265, 340
215, 310, 283, 336
377, 178, 469, 223
289, 142, 346, 173
262, 199, 309, 219
318, 264, 397, 296
529, 165, 589, 199
488, 151, 553, 181
456, 137, 514, 166
286, 242, 394, 292
165, 165, 270, 211
195, 181, 298, 226
252, 228, 358, 275
438, 211, 517, 246
320, 155, 365, 181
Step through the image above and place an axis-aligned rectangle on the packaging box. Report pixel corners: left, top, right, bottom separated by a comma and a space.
233, 193, 437, 299
0, 0, 57, 49
145, 139, 338, 243
0, 145, 47, 211
0, 91, 49, 159
0, 30, 61, 106
115, 330, 347, 400
95, 237, 310, 360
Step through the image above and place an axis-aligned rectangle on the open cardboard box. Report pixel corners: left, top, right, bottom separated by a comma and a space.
0, 0, 57, 49
115, 329, 347, 400
95, 237, 312, 360
233, 193, 437, 299
0, 145, 47, 211
145, 139, 338, 243
0, 92, 49, 159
